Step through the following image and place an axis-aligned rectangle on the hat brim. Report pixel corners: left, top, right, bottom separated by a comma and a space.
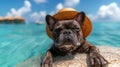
46, 11, 92, 39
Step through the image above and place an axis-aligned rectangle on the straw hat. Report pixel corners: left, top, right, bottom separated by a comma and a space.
46, 8, 92, 39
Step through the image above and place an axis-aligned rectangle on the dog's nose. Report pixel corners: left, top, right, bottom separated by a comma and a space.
63, 30, 72, 35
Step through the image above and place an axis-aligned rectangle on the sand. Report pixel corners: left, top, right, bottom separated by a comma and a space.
16, 46, 120, 67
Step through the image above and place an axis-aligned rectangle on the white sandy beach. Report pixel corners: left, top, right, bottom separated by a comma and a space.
16, 46, 120, 67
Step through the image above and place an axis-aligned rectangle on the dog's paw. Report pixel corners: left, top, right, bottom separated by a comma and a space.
41, 59, 52, 67
41, 51, 53, 67
88, 52, 108, 67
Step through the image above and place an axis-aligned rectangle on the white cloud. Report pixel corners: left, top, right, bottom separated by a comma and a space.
7, 0, 31, 17
56, 3, 63, 11
34, 0, 46, 3
88, 2, 120, 22
49, 11, 55, 15
64, 0, 80, 7
30, 11, 46, 24
55, 0, 80, 11
30, 0, 80, 23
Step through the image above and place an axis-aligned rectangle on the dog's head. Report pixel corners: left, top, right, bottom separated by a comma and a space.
46, 12, 86, 52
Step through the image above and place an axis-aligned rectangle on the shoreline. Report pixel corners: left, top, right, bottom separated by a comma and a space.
16, 46, 120, 67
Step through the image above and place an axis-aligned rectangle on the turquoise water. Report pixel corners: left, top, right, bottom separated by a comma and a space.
0, 22, 120, 67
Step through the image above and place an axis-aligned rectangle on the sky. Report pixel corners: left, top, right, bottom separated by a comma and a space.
0, 0, 120, 23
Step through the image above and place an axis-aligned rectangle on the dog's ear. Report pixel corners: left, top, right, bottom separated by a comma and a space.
46, 15, 57, 30
74, 12, 85, 26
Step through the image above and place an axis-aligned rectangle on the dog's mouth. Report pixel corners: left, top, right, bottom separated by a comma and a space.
58, 42, 76, 52
55, 35, 81, 52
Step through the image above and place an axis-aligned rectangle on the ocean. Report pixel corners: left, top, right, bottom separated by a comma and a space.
0, 22, 120, 67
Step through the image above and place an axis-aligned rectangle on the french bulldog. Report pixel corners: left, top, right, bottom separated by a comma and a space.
41, 12, 108, 67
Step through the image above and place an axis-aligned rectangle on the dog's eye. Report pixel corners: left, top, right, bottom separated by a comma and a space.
73, 28, 80, 32
54, 28, 62, 33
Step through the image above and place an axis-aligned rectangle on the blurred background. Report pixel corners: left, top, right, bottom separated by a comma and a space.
0, 0, 120, 67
